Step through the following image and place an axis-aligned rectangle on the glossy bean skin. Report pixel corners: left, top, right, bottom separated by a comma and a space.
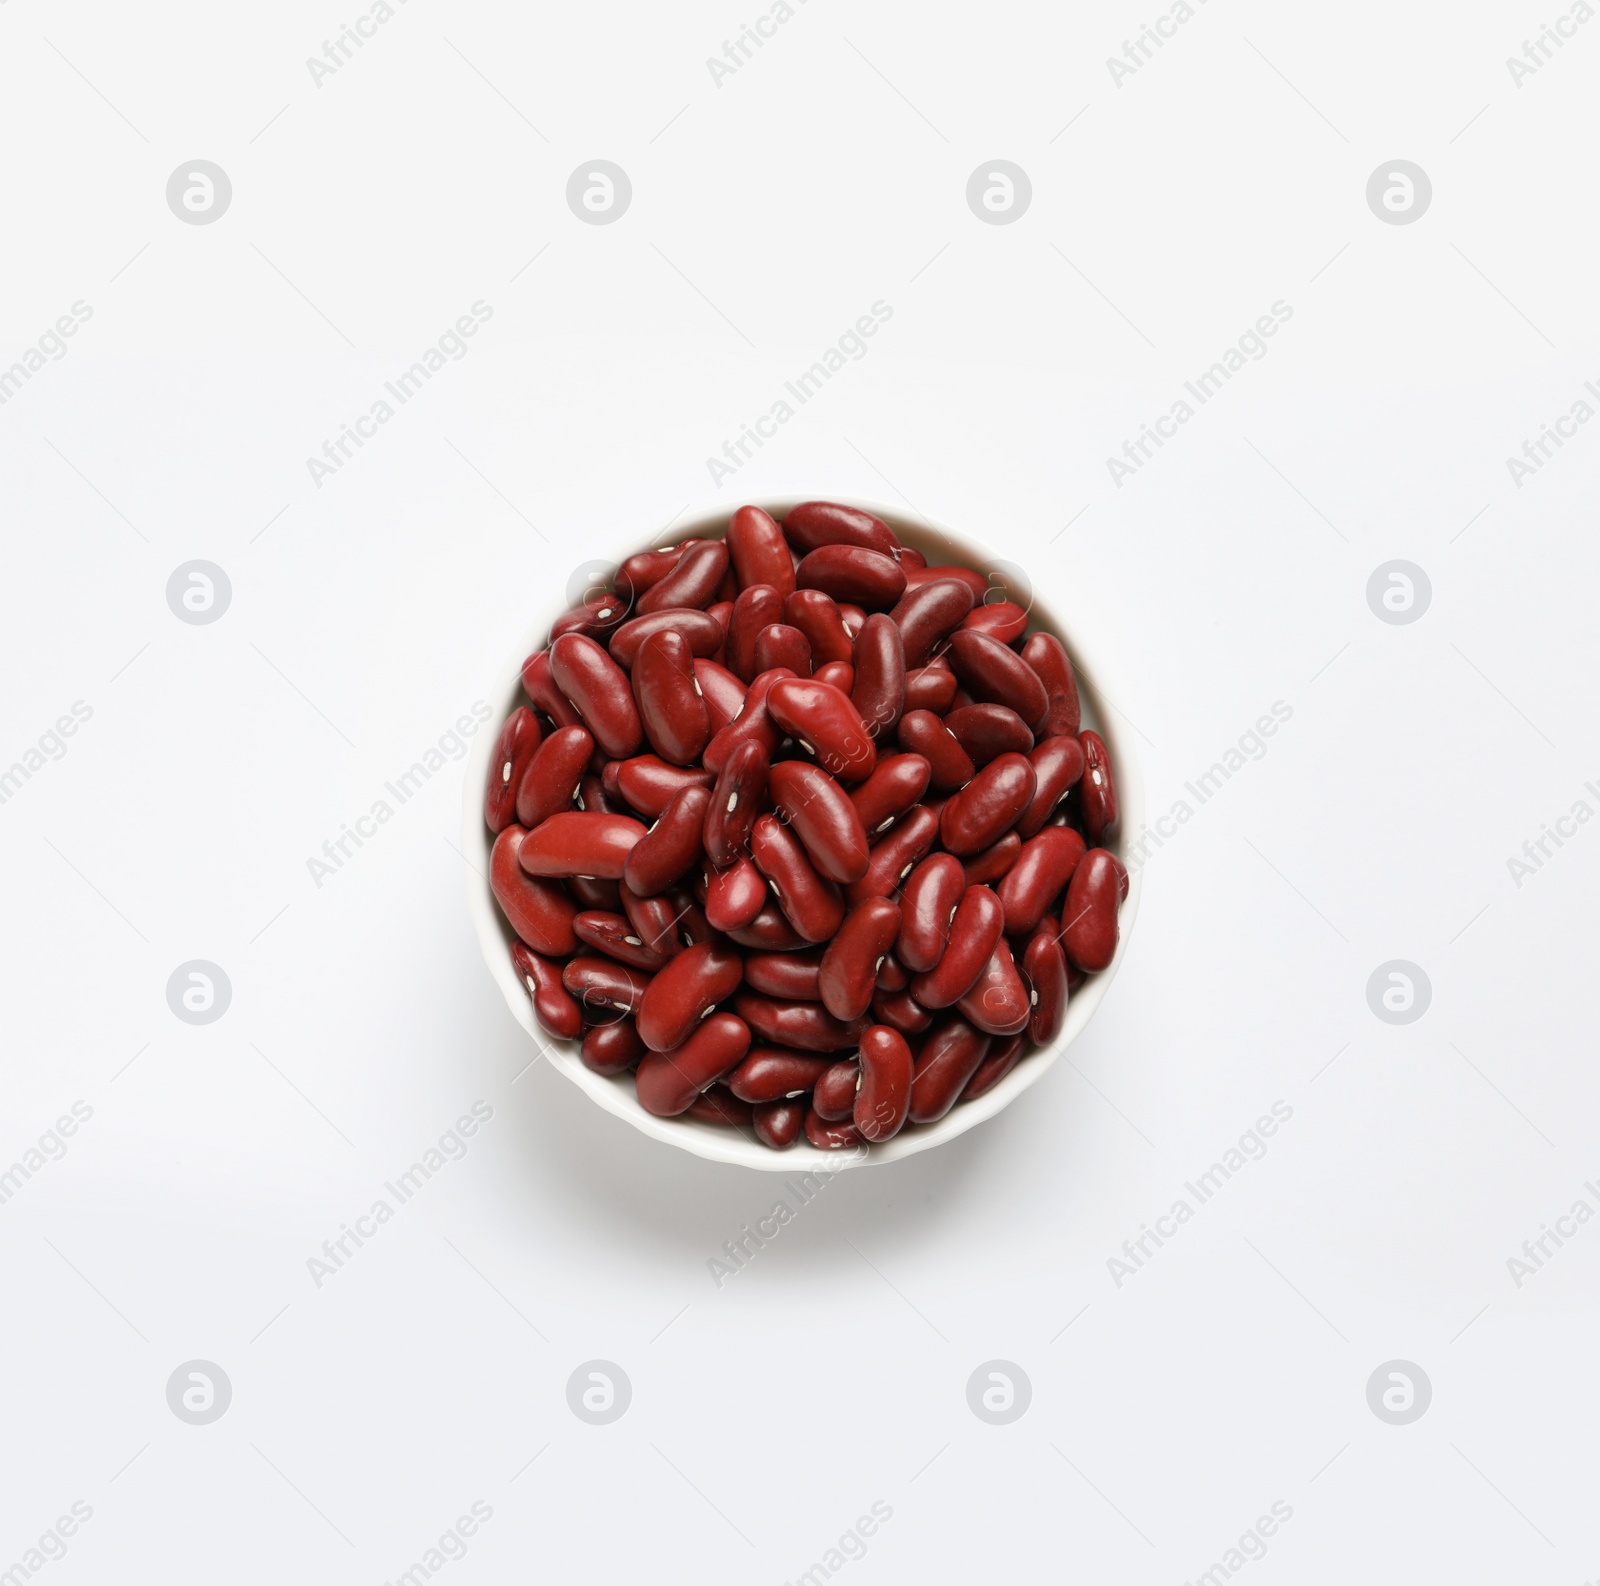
510, 941, 583, 1040
636, 539, 728, 614
903, 660, 958, 713
485, 707, 542, 832
876, 952, 909, 992
871, 987, 932, 1035
635, 1011, 751, 1114
490, 828, 579, 956
814, 660, 855, 693
944, 704, 1034, 767
572, 910, 672, 972
633, 629, 711, 766
609, 609, 725, 670
997, 826, 1087, 934
621, 885, 687, 959
947, 630, 1049, 732
1023, 917, 1069, 1045
568, 875, 621, 912
577, 771, 618, 817
1061, 847, 1124, 973
961, 1032, 1026, 1102
686, 1085, 754, 1129
727, 505, 796, 597
768, 678, 876, 783
727, 1047, 832, 1103
615, 756, 716, 818
733, 992, 867, 1052
961, 831, 1021, 887
549, 633, 643, 759
551, 592, 630, 645
636, 940, 744, 1052
581, 1018, 645, 1076
1017, 735, 1086, 839
703, 667, 796, 775
726, 902, 808, 951
939, 752, 1036, 856
753, 1099, 805, 1149
562, 955, 652, 1018
812, 1059, 860, 1120
742, 949, 823, 1001
960, 601, 1029, 646
849, 753, 931, 839
805, 1109, 865, 1150
888, 578, 975, 668
781, 589, 854, 665
897, 852, 966, 972
854, 1025, 914, 1141
1021, 632, 1082, 738
767, 761, 870, 884
897, 710, 974, 792
726, 585, 785, 681
846, 805, 940, 904
837, 602, 867, 638
517, 812, 647, 883
664, 886, 716, 948
796, 545, 907, 610
693, 659, 747, 732
849, 613, 907, 740
514, 725, 592, 829
622, 785, 709, 896
908, 1017, 991, 1123
703, 739, 769, 869
752, 623, 813, 677
749, 814, 845, 942
783, 501, 899, 558
956, 936, 1031, 1036
819, 898, 902, 1021
615, 546, 682, 603
1078, 730, 1119, 846
909, 885, 1005, 1008
704, 856, 768, 933
521, 649, 584, 729
904, 562, 987, 598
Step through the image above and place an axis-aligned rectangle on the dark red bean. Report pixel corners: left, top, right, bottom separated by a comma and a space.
685, 1085, 755, 1129
781, 589, 854, 665
749, 814, 845, 942
562, 955, 652, 1018
961, 1032, 1026, 1101
910, 885, 1005, 1008
572, 910, 672, 972
568, 875, 622, 912
753, 622, 813, 678
727, 505, 796, 597
876, 952, 909, 991
485, 707, 542, 832
796, 545, 907, 610
664, 886, 716, 948
783, 500, 899, 558
727, 1047, 831, 1103
849, 753, 931, 839
889, 578, 975, 667
903, 660, 958, 713
812, 1060, 860, 1120
637, 539, 729, 614
551, 592, 630, 645
621, 885, 687, 959
956, 936, 1031, 1036
805, 1109, 865, 1149
837, 602, 867, 638
742, 949, 824, 1001
636, 940, 744, 1052
490, 827, 578, 956
725, 902, 809, 951
905, 563, 988, 600
897, 852, 965, 972
633, 629, 711, 766
703, 740, 768, 869
850, 613, 907, 740
581, 1019, 645, 1076
704, 856, 768, 933
819, 898, 901, 1021
1023, 919, 1069, 1045
854, 1025, 913, 1141
609, 609, 725, 670
814, 660, 854, 692
1062, 848, 1124, 973
897, 710, 974, 793
726, 585, 785, 681
517, 812, 646, 882
549, 634, 643, 759
514, 724, 592, 828
615, 546, 682, 604
846, 805, 940, 904
754, 1098, 805, 1149
1021, 632, 1082, 738
521, 649, 583, 729
615, 756, 716, 817
871, 987, 932, 1035
768, 678, 876, 784
960, 601, 1029, 646
939, 752, 1036, 856
703, 666, 797, 774
577, 771, 617, 817
733, 992, 867, 1052
997, 826, 1087, 934
694, 659, 747, 732
510, 942, 583, 1040
961, 832, 1022, 887
908, 1017, 990, 1123
944, 704, 1034, 767
947, 630, 1049, 733
635, 1011, 751, 1114
1017, 735, 1086, 838
622, 785, 709, 896
1079, 730, 1119, 846
767, 761, 870, 885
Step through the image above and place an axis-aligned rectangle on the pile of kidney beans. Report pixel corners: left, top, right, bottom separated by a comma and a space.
484, 501, 1125, 1152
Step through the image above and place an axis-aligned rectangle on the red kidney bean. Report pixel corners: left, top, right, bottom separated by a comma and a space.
814, 660, 854, 692
997, 826, 1087, 934
1078, 730, 1118, 846
581, 1018, 645, 1076
577, 771, 617, 817
726, 585, 785, 681
733, 992, 867, 1052
549, 634, 643, 758
819, 898, 901, 1021
805, 1109, 865, 1149
854, 1025, 913, 1141
796, 545, 906, 610
753, 623, 813, 677
633, 629, 711, 766
910, 885, 1005, 1007
572, 910, 671, 972
903, 659, 957, 713
837, 602, 867, 638
609, 609, 725, 669
783, 500, 899, 558
960, 601, 1029, 646
485, 707, 542, 832
849, 753, 931, 839
889, 578, 976, 668
944, 704, 1033, 766
562, 955, 652, 1018
727, 505, 796, 596
686, 1085, 754, 1128
961, 1032, 1026, 1102
616, 756, 716, 817
514, 724, 591, 829
615, 546, 682, 603
767, 761, 870, 884
742, 949, 823, 1001
897, 546, 926, 572
1017, 735, 1086, 838
846, 805, 940, 903
939, 752, 1036, 856
519, 811, 648, 881
961, 831, 1021, 887
947, 630, 1049, 732
871, 987, 932, 1035
569, 875, 621, 912
703, 666, 796, 774
1022, 917, 1069, 1045
896, 852, 966, 971
1021, 632, 1082, 738
636, 940, 743, 1052
781, 589, 854, 665
956, 936, 1030, 1036
635, 1010, 750, 1114
704, 856, 768, 933
1062, 848, 1124, 973
620, 785, 708, 896
521, 649, 583, 729
753, 1099, 805, 1149
897, 710, 974, 792
768, 678, 876, 784
703, 739, 768, 869
812, 1059, 860, 1120
693, 659, 746, 732
551, 592, 630, 645
876, 952, 909, 992
510, 942, 583, 1040
621, 885, 687, 959
727, 1047, 831, 1103
726, 902, 808, 951
850, 613, 907, 740
749, 814, 845, 942
664, 885, 716, 947
908, 1017, 990, 1123
637, 539, 728, 614
491, 828, 578, 956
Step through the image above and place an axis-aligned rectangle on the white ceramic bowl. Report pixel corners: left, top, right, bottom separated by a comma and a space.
463, 498, 1143, 1170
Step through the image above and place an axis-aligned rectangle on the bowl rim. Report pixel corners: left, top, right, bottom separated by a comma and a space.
462, 495, 1144, 1171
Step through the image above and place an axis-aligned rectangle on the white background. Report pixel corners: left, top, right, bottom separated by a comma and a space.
2, 0, 1597, 1581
